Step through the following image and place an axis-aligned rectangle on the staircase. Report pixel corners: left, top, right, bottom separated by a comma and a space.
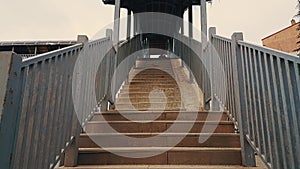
61, 58, 265, 169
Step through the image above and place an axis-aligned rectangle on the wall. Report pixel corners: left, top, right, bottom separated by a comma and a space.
262, 22, 299, 54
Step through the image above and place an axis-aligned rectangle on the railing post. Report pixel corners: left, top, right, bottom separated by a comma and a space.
63, 35, 88, 167
0, 52, 22, 169
206, 27, 216, 110
231, 32, 256, 166
106, 29, 113, 41
208, 27, 219, 111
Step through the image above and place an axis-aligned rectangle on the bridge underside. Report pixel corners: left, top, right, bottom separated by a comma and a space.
103, 0, 211, 16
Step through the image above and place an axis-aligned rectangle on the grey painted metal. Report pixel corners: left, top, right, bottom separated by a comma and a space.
211, 29, 300, 169
231, 33, 256, 166
188, 5, 193, 38
200, 0, 207, 46
0, 34, 122, 169
127, 9, 132, 40
0, 52, 22, 169
113, 0, 121, 46
188, 4, 193, 81
113, 35, 143, 99
173, 33, 212, 107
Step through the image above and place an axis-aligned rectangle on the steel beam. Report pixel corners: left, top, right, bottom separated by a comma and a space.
113, 0, 121, 46
200, 0, 207, 46
127, 9, 131, 40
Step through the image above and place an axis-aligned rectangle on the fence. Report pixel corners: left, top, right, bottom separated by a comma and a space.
112, 35, 143, 101
0, 35, 118, 169
211, 28, 300, 169
173, 34, 212, 107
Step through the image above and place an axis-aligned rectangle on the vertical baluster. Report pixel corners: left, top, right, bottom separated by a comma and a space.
269, 55, 287, 169
257, 51, 272, 167
13, 66, 29, 169
22, 63, 40, 169
285, 60, 300, 168
41, 56, 58, 168
231, 33, 256, 166
263, 53, 279, 168
253, 50, 267, 160
29, 61, 48, 169
276, 58, 295, 169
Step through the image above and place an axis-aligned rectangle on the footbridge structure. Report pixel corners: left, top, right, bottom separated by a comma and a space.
0, 0, 299, 169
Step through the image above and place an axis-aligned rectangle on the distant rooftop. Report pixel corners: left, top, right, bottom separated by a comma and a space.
0, 40, 77, 58
0, 40, 76, 46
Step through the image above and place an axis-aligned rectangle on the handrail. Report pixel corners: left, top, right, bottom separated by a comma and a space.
0, 36, 117, 169
22, 43, 83, 67
212, 34, 231, 43
88, 37, 110, 47
211, 28, 300, 169
238, 41, 300, 63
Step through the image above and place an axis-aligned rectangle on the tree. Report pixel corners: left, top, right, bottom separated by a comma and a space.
295, 0, 300, 55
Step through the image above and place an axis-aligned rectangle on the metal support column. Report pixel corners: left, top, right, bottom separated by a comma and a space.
114, 0, 121, 46
181, 14, 185, 67
188, 5, 193, 81
113, 0, 120, 102
127, 9, 131, 40
34, 46, 38, 56
188, 5, 193, 38
200, 0, 207, 46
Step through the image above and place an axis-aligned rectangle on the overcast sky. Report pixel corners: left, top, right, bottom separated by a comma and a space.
0, 0, 298, 45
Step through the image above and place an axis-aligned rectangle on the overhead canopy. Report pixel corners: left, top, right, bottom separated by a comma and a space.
102, 0, 211, 16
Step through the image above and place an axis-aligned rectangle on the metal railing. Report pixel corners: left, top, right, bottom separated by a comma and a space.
112, 35, 144, 101
0, 43, 83, 169
211, 28, 300, 169
0, 34, 120, 169
209, 30, 237, 121
173, 34, 211, 107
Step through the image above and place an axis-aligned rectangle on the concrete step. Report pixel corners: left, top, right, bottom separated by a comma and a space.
114, 108, 184, 111
130, 71, 172, 75
129, 77, 175, 80
129, 80, 176, 83
120, 87, 179, 93
116, 97, 181, 102
131, 70, 172, 73
128, 82, 178, 85
84, 121, 235, 133
115, 102, 182, 110
79, 133, 240, 148
118, 93, 180, 98
59, 164, 266, 169
129, 74, 175, 78
122, 84, 179, 89
91, 111, 228, 121
77, 147, 242, 165
119, 90, 180, 95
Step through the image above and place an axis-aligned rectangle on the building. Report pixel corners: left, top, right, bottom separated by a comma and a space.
262, 20, 300, 56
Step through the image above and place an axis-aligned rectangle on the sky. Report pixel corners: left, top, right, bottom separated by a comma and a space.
0, 0, 298, 45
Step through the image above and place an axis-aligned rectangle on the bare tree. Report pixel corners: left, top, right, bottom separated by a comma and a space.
295, 0, 300, 55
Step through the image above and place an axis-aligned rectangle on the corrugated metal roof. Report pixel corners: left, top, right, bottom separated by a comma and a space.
0, 40, 76, 46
